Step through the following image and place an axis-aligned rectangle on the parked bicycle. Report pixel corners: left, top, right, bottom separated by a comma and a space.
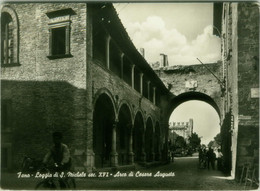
35, 163, 76, 189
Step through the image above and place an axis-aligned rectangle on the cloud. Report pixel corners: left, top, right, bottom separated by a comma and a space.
124, 16, 221, 65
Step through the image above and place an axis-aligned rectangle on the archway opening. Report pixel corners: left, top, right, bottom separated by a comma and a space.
169, 100, 220, 157
145, 117, 154, 162
117, 104, 132, 165
93, 93, 115, 168
133, 112, 144, 162
154, 122, 161, 161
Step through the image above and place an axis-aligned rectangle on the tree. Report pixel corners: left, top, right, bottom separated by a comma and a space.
188, 133, 201, 150
175, 136, 186, 148
208, 140, 215, 148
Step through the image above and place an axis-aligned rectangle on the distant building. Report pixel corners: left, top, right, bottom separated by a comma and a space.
169, 119, 193, 143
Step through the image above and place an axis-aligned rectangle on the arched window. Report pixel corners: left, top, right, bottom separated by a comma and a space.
1, 6, 19, 66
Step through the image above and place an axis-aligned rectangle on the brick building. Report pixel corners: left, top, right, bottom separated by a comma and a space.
1, 3, 171, 171
216, 2, 259, 179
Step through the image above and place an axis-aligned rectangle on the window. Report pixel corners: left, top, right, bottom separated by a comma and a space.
1, 6, 19, 67
1, 13, 13, 64
46, 8, 75, 59
52, 27, 66, 55
47, 23, 72, 59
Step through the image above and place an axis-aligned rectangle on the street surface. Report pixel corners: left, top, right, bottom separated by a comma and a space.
1, 154, 251, 190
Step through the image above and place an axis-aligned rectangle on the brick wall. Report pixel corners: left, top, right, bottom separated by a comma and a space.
222, 2, 259, 178
154, 63, 223, 118
92, 61, 161, 125
1, 3, 88, 169
236, 2, 259, 176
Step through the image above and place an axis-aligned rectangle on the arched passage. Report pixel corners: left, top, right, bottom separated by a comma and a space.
167, 92, 221, 121
167, 92, 222, 155
93, 93, 116, 168
117, 104, 132, 165
133, 111, 144, 162
145, 117, 154, 162
154, 121, 161, 161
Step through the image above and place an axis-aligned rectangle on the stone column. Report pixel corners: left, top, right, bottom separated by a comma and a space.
140, 73, 143, 95
153, 87, 156, 105
106, 35, 111, 69
110, 120, 118, 167
147, 81, 151, 100
131, 65, 135, 89
128, 124, 134, 165
120, 53, 124, 79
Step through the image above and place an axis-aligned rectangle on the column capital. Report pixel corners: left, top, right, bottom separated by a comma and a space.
139, 73, 143, 77
147, 80, 151, 85
121, 52, 125, 58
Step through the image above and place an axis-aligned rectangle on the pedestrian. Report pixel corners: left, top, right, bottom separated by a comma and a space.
216, 149, 223, 170
202, 149, 207, 169
171, 150, 175, 163
207, 147, 216, 170
198, 148, 203, 168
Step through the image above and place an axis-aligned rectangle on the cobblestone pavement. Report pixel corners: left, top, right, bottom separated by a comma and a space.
1, 154, 256, 190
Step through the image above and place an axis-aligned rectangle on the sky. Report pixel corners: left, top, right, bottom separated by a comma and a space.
115, 3, 221, 145
115, 3, 221, 65
169, 101, 220, 145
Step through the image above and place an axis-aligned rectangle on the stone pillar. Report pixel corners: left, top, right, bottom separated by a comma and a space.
140, 130, 146, 162
147, 81, 151, 100
153, 87, 156, 104
120, 53, 124, 79
131, 65, 135, 89
106, 35, 111, 69
163, 122, 170, 161
110, 120, 118, 167
128, 124, 134, 165
85, 9, 95, 172
140, 73, 143, 95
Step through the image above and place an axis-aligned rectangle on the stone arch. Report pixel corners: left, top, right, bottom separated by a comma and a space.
166, 91, 221, 121
133, 111, 145, 162
93, 88, 117, 120
93, 92, 116, 168
145, 117, 154, 162
1, 5, 19, 65
118, 100, 133, 125
133, 109, 145, 127
117, 103, 132, 165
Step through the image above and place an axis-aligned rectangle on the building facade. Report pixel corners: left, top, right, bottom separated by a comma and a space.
219, 2, 259, 179
1, 3, 171, 171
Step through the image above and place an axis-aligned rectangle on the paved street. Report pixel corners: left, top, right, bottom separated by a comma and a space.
1, 154, 251, 190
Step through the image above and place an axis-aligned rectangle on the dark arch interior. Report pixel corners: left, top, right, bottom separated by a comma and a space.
133, 112, 144, 162
117, 104, 132, 165
145, 117, 154, 162
93, 94, 115, 168
154, 122, 160, 161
